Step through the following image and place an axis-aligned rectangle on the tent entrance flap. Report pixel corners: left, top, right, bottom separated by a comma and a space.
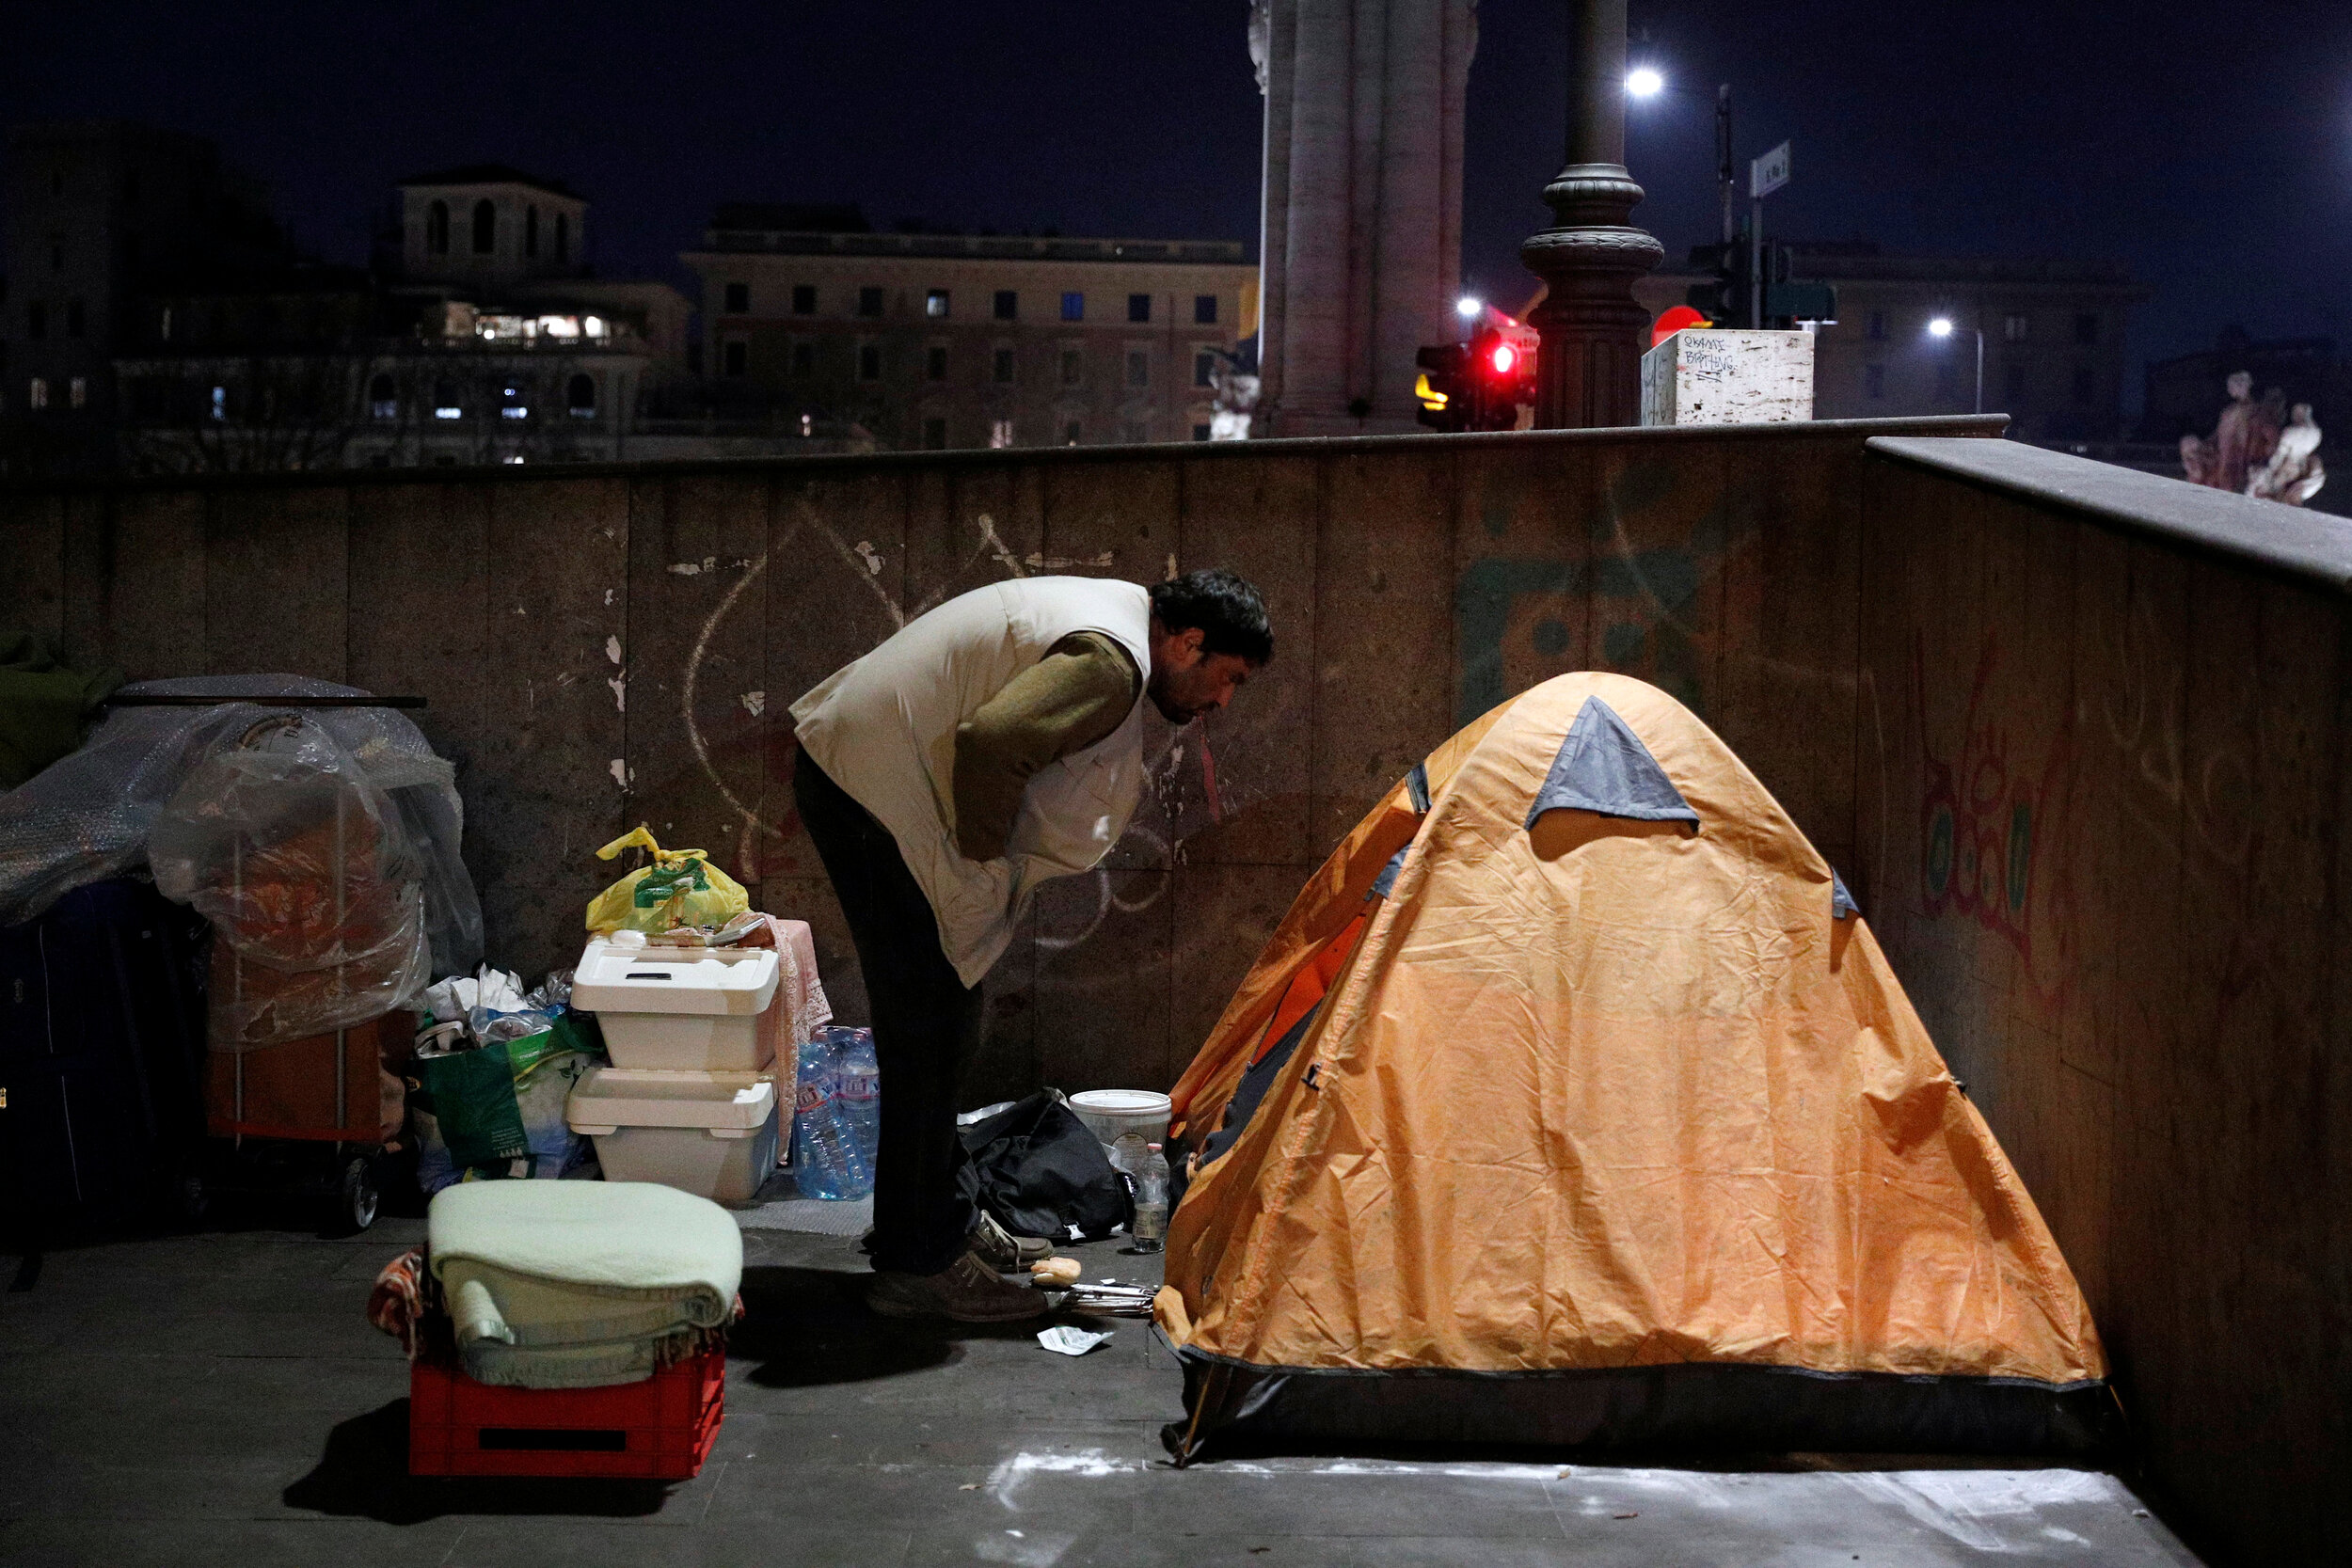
1165, 1350, 2123, 1464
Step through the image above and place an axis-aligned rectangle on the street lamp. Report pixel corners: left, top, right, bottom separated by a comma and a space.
1456, 296, 1484, 321
1626, 66, 1664, 98
1927, 316, 1984, 414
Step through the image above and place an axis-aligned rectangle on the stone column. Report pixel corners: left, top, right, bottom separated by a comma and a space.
1252, 0, 1478, 438
1519, 0, 1661, 429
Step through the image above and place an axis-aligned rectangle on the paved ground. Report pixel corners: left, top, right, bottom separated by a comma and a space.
0, 1217, 2203, 1567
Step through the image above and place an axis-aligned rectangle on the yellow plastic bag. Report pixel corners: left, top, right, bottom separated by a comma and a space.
584, 826, 750, 935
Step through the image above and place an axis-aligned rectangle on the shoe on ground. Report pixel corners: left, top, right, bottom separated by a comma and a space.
869, 1250, 1048, 1323
969, 1211, 1054, 1272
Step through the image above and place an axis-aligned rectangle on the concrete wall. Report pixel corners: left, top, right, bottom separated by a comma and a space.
4, 417, 2344, 1560
1853, 437, 2352, 1564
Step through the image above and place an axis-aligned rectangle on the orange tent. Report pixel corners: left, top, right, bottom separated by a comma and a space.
1156, 673, 2111, 1461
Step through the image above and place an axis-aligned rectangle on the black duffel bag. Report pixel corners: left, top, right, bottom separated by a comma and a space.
957, 1090, 1131, 1243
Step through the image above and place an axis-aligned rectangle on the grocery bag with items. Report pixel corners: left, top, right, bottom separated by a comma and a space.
409, 965, 608, 1193
584, 826, 749, 936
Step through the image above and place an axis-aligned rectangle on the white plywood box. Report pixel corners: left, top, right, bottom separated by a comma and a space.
1640, 329, 1814, 426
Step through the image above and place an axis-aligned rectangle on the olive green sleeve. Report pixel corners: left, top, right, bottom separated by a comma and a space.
952, 632, 1143, 862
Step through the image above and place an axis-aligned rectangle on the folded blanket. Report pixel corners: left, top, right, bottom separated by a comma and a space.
425, 1180, 743, 1386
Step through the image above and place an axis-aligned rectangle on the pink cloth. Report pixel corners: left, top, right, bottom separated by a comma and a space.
752, 914, 831, 1046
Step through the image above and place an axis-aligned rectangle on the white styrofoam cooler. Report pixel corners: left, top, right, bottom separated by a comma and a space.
573, 939, 783, 1071
566, 1066, 779, 1206
1069, 1089, 1172, 1149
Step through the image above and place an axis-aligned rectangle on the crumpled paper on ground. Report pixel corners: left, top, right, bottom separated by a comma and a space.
1036, 1325, 1113, 1356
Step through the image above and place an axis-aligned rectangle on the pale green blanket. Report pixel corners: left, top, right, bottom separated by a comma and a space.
427, 1180, 741, 1387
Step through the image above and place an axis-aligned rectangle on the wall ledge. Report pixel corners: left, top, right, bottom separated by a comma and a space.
5, 416, 2007, 499
1868, 435, 2352, 594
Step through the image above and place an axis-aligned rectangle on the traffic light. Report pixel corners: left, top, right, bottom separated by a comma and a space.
1760, 243, 1836, 326
1415, 343, 1468, 432
1463, 326, 1535, 430
1685, 241, 1750, 329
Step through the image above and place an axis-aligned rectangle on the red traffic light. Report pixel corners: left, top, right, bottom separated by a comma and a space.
1488, 341, 1518, 375
1651, 305, 1708, 348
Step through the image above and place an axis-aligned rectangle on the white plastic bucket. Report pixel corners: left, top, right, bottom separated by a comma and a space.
1068, 1088, 1171, 1149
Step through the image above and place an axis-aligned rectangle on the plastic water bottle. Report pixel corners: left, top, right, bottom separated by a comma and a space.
1130, 1143, 1168, 1253
792, 1030, 872, 1199
1110, 1130, 1150, 1183
834, 1028, 882, 1176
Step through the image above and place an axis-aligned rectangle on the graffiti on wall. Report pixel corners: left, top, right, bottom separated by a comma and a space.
1914, 632, 2080, 1012
1453, 458, 1753, 725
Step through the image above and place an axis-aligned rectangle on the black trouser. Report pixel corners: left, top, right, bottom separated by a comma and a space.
792, 751, 981, 1275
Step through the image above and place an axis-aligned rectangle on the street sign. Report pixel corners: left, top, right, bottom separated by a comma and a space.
1750, 141, 1790, 199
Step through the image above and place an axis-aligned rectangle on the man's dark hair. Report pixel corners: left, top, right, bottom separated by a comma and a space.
1150, 567, 1273, 665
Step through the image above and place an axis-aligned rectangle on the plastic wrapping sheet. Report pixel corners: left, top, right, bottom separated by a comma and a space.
0, 674, 482, 978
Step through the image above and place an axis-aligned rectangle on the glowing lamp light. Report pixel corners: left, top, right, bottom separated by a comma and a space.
1489, 341, 1518, 375
1626, 67, 1664, 98
1928, 317, 1955, 338
1456, 296, 1483, 320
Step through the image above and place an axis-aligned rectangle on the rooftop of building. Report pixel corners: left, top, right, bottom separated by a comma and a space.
395, 163, 580, 198
696, 202, 1248, 264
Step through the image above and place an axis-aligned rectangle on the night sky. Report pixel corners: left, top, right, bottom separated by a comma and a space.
11, 2, 2344, 411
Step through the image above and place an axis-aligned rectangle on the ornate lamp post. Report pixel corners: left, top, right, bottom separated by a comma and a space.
1520, 0, 1663, 428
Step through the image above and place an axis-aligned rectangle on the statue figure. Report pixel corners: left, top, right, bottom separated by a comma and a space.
2182, 371, 2263, 491
2247, 403, 2325, 506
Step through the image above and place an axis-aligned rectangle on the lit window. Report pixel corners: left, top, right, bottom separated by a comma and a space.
857, 286, 884, 318
1864, 364, 1885, 399
1060, 292, 1084, 322
924, 418, 948, 451
792, 284, 816, 315
1194, 293, 1217, 325
725, 282, 749, 315
926, 289, 950, 318
993, 347, 1015, 384
1062, 420, 1081, 446
526, 204, 539, 258
859, 343, 882, 380
210, 384, 226, 420
1194, 349, 1216, 388
434, 381, 461, 419
28, 377, 48, 409
927, 345, 949, 381
583, 315, 605, 338
2003, 313, 2028, 342
790, 341, 814, 377
993, 290, 1017, 321
160, 306, 172, 341
1060, 348, 1083, 386
69, 375, 87, 408
427, 200, 450, 255
370, 373, 397, 420
723, 340, 749, 377
1127, 293, 1152, 324
568, 373, 596, 417
501, 384, 529, 420
1126, 350, 1149, 388
471, 198, 496, 255
989, 419, 1014, 449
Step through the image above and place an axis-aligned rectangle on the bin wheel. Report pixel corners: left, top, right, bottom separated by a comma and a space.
175, 1172, 210, 1225
338, 1156, 380, 1233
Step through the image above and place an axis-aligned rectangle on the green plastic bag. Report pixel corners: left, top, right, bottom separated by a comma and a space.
413, 1040, 531, 1171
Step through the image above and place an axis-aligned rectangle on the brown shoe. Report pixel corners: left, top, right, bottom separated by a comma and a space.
868, 1249, 1049, 1323
970, 1211, 1054, 1272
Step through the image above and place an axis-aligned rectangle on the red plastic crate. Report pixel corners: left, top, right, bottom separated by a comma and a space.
408, 1345, 726, 1479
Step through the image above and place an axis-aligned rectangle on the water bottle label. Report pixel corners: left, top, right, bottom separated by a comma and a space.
796, 1082, 831, 1116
